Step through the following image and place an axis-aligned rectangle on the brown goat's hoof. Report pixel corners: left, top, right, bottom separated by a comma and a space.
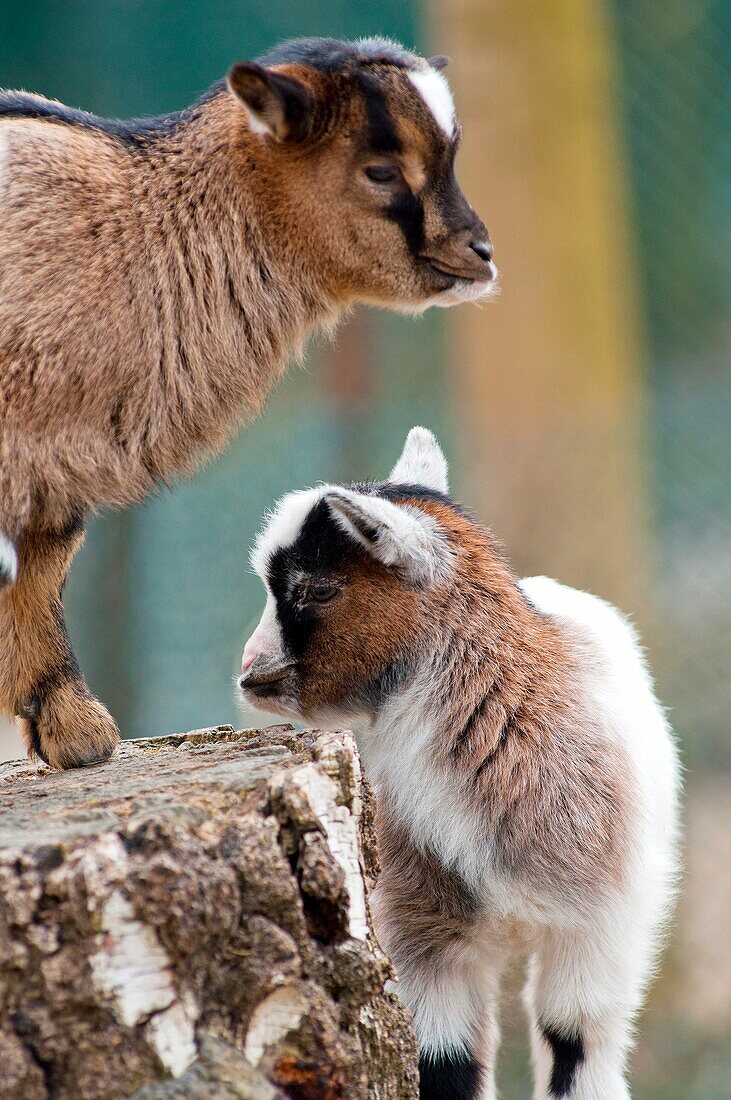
19, 683, 119, 770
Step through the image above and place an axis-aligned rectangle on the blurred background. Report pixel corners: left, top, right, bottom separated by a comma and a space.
1, 0, 729, 1094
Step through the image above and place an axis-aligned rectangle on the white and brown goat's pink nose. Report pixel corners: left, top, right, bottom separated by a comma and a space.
241, 633, 262, 672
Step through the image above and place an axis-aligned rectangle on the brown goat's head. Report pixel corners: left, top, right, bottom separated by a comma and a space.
239, 428, 473, 724
228, 38, 496, 312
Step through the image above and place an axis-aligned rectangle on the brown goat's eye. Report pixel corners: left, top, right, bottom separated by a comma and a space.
364, 164, 400, 185
309, 583, 338, 604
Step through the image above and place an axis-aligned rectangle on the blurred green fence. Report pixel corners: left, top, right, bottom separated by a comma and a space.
613, 0, 731, 774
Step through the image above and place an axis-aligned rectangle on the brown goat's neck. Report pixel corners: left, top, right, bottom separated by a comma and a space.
120, 95, 340, 481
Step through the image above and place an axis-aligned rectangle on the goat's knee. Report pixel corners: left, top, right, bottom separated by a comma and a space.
7, 521, 119, 769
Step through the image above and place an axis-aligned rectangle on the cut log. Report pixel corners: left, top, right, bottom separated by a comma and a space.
0, 726, 419, 1099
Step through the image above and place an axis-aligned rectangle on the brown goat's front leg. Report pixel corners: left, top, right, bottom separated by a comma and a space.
0, 519, 119, 769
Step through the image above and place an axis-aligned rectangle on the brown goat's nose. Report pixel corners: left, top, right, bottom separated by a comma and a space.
470, 239, 493, 264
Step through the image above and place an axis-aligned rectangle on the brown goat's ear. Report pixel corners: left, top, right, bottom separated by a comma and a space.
428, 55, 450, 70
227, 61, 315, 142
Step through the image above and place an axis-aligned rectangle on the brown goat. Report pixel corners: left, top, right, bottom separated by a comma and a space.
0, 37, 495, 768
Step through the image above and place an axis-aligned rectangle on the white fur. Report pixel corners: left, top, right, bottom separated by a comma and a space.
241, 593, 283, 671
0, 532, 18, 585
409, 66, 456, 139
358, 576, 679, 1097
244, 433, 679, 1097
325, 488, 453, 586
244, 111, 271, 137
432, 263, 500, 309
250, 487, 322, 580
389, 426, 449, 493
251, 482, 453, 590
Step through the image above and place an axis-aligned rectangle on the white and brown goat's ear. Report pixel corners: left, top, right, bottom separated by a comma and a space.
324, 489, 452, 587
388, 426, 449, 494
227, 62, 315, 141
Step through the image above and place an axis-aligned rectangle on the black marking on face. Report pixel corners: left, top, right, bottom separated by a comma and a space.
386, 188, 426, 258
541, 1025, 585, 1097
359, 657, 413, 713
435, 166, 485, 241
266, 498, 361, 662
357, 68, 402, 155
418, 1050, 482, 1100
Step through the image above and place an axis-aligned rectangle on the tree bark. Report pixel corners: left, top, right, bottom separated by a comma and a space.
0, 726, 419, 1099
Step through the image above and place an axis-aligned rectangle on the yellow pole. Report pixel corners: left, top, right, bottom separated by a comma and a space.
430, 0, 649, 609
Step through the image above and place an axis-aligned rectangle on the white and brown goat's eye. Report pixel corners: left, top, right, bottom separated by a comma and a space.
308, 583, 338, 604
364, 163, 401, 185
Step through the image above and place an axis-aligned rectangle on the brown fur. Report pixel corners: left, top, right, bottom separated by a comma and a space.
274, 493, 634, 902
404, 499, 634, 900
0, 519, 118, 767
0, 42, 490, 767
297, 549, 422, 720
374, 812, 482, 969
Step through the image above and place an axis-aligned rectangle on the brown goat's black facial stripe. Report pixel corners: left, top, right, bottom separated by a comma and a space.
356, 69, 402, 154
386, 189, 425, 258
418, 1051, 482, 1100
541, 1025, 585, 1097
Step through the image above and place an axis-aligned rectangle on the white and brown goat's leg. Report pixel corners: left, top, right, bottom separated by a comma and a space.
0, 518, 119, 768
371, 839, 501, 1100
395, 937, 501, 1100
524, 922, 649, 1100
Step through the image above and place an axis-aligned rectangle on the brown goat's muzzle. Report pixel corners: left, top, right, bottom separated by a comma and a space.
421, 231, 495, 286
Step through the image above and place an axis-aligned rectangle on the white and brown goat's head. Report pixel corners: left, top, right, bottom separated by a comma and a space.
228, 37, 496, 312
239, 427, 479, 723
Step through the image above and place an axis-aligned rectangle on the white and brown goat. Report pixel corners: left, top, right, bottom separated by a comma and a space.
0, 37, 495, 768
240, 428, 680, 1100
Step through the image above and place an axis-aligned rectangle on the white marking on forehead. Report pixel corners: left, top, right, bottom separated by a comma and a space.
250, 487, 325, 581
251, 481, 455, 589
408, 67, 455, 139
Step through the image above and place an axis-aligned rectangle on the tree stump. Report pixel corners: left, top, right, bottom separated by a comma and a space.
0, 726, 419, 1099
